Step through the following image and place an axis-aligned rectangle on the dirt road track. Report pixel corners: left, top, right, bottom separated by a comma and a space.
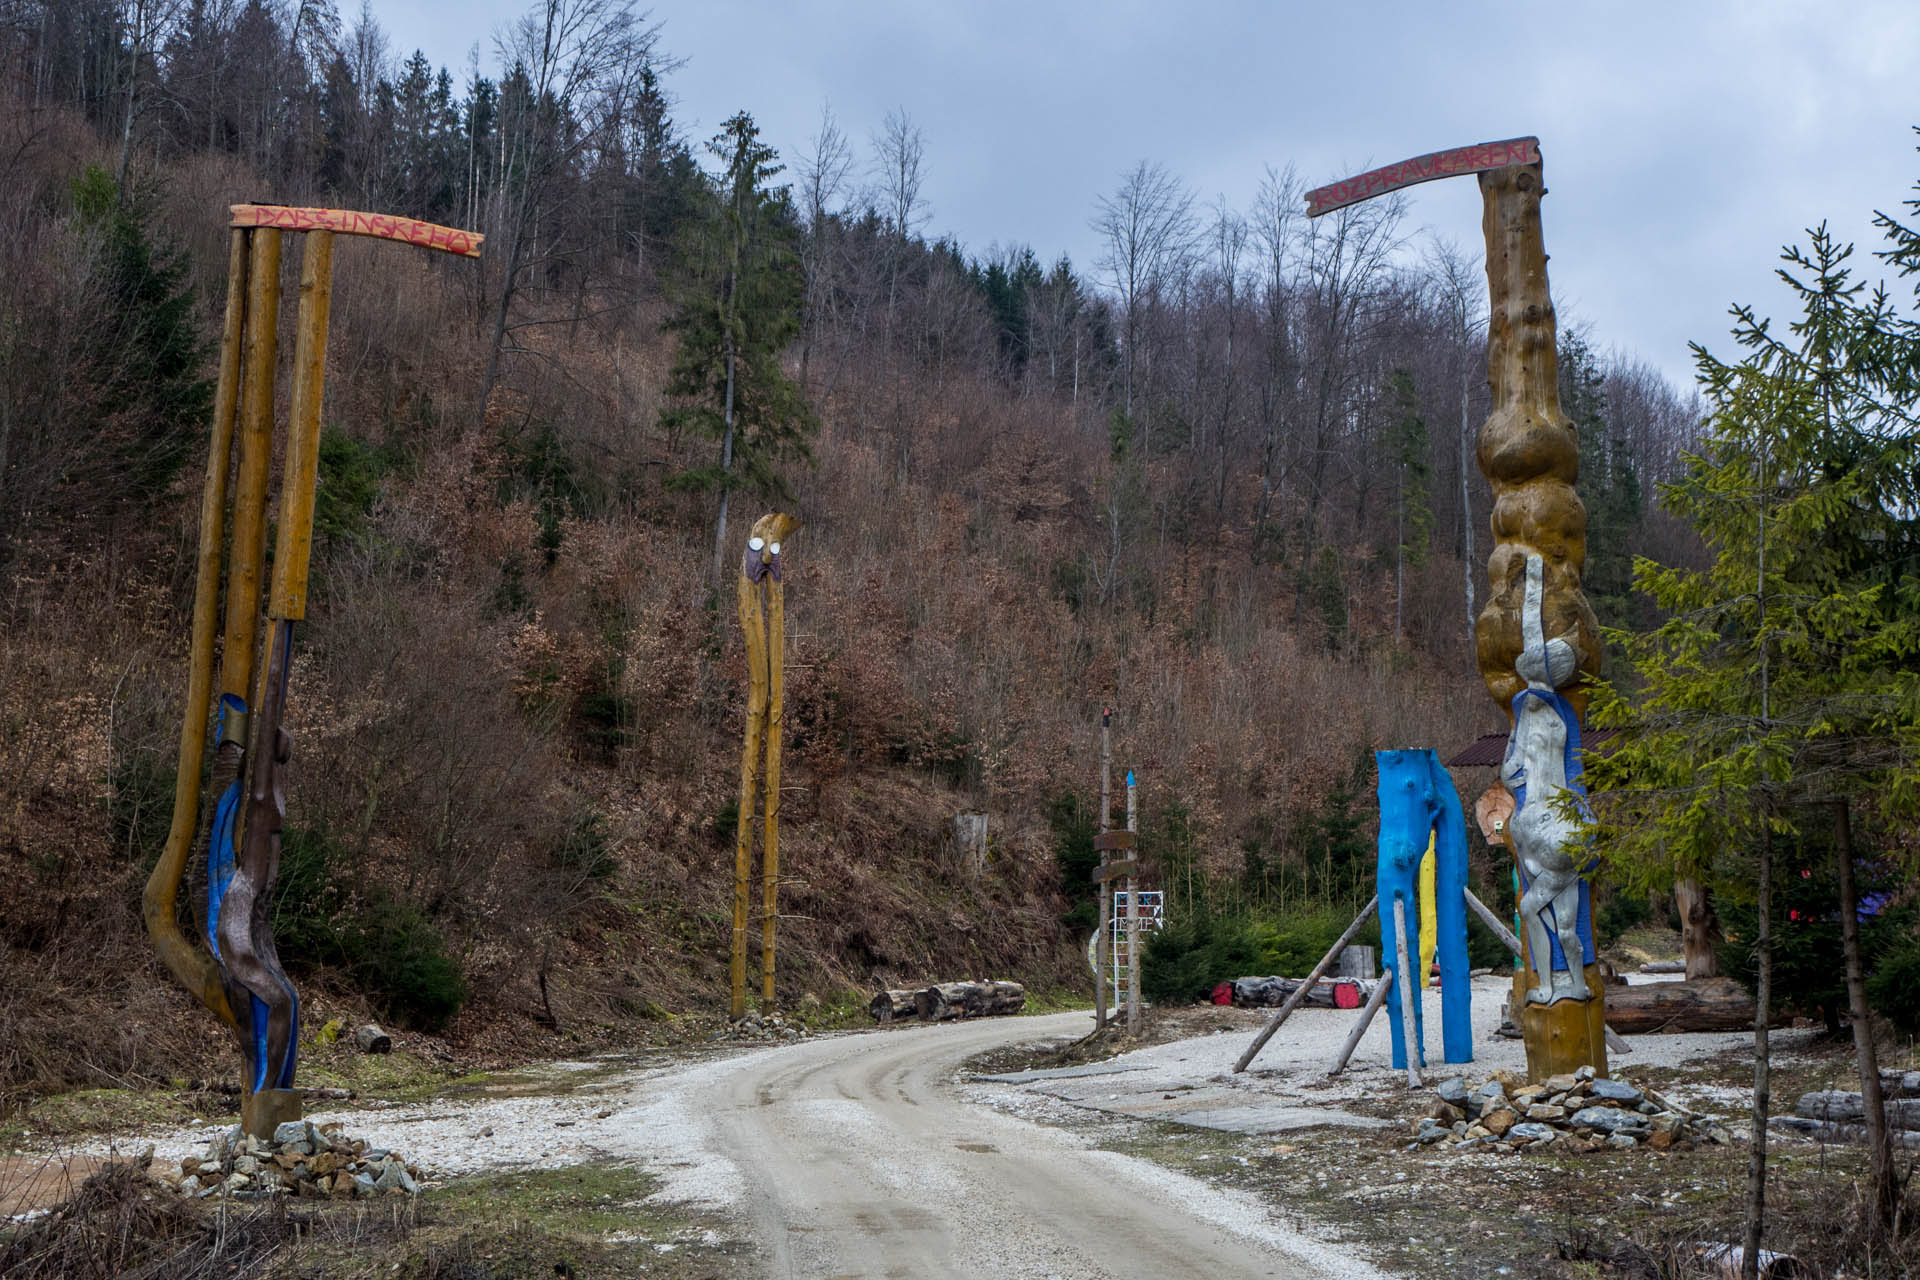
692, 1010, 1380, 1280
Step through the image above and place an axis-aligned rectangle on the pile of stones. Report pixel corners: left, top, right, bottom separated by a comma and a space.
153, 1120, 422, 1199
1412, 1066, 1735, 1153
711, 1011, 813, 1043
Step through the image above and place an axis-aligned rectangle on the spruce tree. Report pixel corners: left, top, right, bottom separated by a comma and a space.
1589, 224, 1920, 1250
661, 112, 818, 588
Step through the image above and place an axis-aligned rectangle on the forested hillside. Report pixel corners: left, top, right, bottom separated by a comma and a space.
0, 0, 1702, 1090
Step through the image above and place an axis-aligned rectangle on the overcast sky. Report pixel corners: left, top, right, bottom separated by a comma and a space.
383, 1, 1920, 394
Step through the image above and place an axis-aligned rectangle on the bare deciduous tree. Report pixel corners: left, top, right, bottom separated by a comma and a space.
1093, 159, 1197, 428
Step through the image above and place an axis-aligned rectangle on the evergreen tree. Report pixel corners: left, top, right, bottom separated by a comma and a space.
1385, 367, 1430, 640
1588, 224, 1920, 1250
661, 112, 817, 587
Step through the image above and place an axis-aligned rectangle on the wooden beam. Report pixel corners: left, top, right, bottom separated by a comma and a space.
229, 204, 483, 258
1304, 137, 1540, 217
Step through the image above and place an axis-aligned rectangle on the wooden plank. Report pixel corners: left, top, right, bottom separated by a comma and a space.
1091, 860, 1137, 883
229, 204, 484, 258
1305, 137, 1540, 217
1093, 830, 1135, 852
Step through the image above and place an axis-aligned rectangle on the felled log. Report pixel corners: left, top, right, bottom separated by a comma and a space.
1796, 1091, 1920, 1128
1602, 977, 1780, 1035
1231, 976, 1366, 1009
354, 1024, 392, 1054
911, 980, 1027, 1021
869, 989, 919, 1022
1772, 1115, 1920, 1150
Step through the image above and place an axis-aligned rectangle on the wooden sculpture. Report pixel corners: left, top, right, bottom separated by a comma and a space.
1304, 139, 1607, 1080
732, 513, 798, 1018
144, 207, 481, 1137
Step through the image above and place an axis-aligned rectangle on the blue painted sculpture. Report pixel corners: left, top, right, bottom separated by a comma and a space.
1375, 749, 1472, 1069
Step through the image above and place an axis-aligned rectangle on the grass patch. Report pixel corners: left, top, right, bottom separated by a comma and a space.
0, 1088, 201, 1152
1, 1160, 741, 1279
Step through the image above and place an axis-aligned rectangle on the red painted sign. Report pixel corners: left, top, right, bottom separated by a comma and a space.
229, 204, 484, 258
1305, 137, 1540, 217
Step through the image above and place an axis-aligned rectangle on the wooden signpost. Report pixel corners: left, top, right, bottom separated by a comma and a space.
1090, 711, 1145, 1033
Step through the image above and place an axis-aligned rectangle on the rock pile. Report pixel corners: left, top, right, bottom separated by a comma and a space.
153, 1120, 422, 1199
1411, 1067, 1734, 1153
712, 1011, 814, 1043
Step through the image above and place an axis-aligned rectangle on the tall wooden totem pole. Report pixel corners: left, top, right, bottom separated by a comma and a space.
145, 205, 481, 1137
732, 513, 798, 1018
1306, 139, 1607, 1080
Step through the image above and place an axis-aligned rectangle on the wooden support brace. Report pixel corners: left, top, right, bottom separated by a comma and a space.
1393, 896, 1423, 1088
1463, 887, 1523, 956
1234, 894, 1378, 1073
1327, 970, 1396, 1077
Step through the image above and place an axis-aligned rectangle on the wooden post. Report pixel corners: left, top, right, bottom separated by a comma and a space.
1392, 896, 1422, 1088
269, 230, 333, 622
1234, 894, 1378, 1073
1095, 707, 1111, 1030
1477, 159, 1607, 1081
760, 548, 786, 1012
145, 206, 482, 1128
1126, 770, 1140, 1035
221, 227, 282, 711
731, 575, 767, 1020
1326, 970, 1395, 1076
142, 227, 250, 1034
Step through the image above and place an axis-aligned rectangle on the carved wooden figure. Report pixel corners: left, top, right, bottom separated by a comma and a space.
144, 208, 481, 1137
732, 513, 798, 1018
1305, 139, 1607, 1080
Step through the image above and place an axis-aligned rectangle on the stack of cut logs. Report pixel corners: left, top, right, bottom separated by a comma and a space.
1773, 1072, 1920, 1150
869, 981, 1026, 1023
1230, 975, 1369, 1009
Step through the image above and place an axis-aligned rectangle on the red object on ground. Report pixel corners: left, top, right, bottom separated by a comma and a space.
1211, 982, 1234, 1006
1333, 980, 1362, 1010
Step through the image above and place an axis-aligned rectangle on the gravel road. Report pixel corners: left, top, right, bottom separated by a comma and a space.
691, 1010, 1385, 1279
81, 1011, 1391, 1278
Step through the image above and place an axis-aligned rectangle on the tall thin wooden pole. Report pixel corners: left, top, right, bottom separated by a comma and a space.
269, 230, 333, 622
731, 575, 768, 1020
1095, 707, 1111, 1030
143, 227, 250, 1033
761, 560, 786, 1012
1393, 896, 1422, 1088
1126, 769, 1140, 1035
220, 228, 282, 710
